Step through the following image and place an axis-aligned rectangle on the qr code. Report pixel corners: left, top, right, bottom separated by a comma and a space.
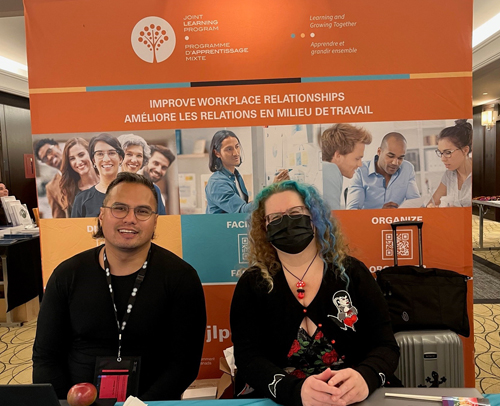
382, 230, 413, 260
238, 234, 249, 264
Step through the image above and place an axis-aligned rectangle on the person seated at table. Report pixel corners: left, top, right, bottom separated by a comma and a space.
33, 173, 206, 400
427, 120, 472, 207
230, 180, 401, 406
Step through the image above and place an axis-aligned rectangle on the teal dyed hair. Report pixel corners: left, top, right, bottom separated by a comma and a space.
248, 180, 349, 288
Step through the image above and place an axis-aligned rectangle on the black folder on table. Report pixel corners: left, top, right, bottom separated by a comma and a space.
0, 383, 60, 406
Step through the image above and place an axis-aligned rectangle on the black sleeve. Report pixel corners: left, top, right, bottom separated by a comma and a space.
32, 266, 73, 398
348, 258, 400, 394
140, 261, 207, 400
230, 271, 304, 406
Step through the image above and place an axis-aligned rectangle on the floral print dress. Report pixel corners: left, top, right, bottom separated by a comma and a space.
286, 326, 345, 378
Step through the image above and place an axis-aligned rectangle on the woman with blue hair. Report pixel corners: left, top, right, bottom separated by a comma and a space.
230, 180, 400, 406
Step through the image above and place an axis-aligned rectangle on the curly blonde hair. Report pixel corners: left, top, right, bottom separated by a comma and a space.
246, 180, 349, 291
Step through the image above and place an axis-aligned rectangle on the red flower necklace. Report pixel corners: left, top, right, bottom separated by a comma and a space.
282, 251, 318, 299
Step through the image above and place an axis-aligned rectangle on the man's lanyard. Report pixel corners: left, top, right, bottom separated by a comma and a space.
103, 248, 151, 362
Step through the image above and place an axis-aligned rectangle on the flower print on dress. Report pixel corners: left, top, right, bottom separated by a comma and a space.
321, 349, 339, 366
286, 327, 344, 377
287, 339, 301, 357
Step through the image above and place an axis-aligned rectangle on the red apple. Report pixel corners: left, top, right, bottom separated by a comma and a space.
67, 382, 98, 406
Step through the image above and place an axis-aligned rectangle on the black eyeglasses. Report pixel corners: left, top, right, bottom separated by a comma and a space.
102, 203, 157, 221
265, 205, 308, 225
435, 148, 460, 158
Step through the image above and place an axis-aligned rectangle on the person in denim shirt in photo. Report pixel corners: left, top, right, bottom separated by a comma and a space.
205, 130, 289, 214
205, 130, 251, 214
346, 132, 420, 209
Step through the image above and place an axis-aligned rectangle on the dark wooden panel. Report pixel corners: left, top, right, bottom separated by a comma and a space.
0, 91, 29, 110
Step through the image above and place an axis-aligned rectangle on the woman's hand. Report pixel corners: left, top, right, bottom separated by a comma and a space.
301, 369, 343, 406
327, 368, 369, 405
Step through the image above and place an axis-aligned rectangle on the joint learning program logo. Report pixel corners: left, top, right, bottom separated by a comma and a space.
131, 17, 176, 63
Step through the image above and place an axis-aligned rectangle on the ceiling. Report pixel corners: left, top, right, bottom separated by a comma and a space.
1, 0, 500, 107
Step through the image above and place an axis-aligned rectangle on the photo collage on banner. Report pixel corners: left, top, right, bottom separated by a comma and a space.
35, 120, 471, 218
25, 0, 473, 382
33, 130, 178, 219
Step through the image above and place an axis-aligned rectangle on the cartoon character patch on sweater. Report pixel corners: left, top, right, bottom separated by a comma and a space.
328, 290, 358, 331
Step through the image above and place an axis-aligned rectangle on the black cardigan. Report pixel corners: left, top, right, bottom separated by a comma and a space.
33, 243, 207, 400
230, 256, 400, 406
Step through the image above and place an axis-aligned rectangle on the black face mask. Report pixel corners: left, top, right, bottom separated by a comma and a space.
266, 215, 314, 254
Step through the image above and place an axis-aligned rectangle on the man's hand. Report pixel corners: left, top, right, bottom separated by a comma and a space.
327, 368, 369, 406
273, 169, 290, 183
382, 201, 399, 209
301, 369, 342, 406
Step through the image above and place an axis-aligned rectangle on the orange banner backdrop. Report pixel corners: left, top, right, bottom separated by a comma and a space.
25, 1, 470, 88
25, 0, 474, 386
28, 78, 471, 134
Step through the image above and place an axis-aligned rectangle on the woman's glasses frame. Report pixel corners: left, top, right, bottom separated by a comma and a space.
94, 149, 119, 160
265, 205, 308, 225
435, 148, 461, 158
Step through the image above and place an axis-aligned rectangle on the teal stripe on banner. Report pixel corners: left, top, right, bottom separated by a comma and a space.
86, 82, 191, 92
302, 74, 410, 83
181, 214, 249, 284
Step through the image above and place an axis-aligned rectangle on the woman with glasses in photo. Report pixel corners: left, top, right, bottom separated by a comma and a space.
117, 133, 166, 215
72, 133, 124, 217
230, 180, 400, 406
59, 138, 99, 217
427, 120, 472, 207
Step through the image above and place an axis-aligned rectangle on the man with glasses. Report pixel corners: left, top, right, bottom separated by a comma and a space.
346, 132, 420, 209
33, 172, 207, 401
34, 138, 66, 218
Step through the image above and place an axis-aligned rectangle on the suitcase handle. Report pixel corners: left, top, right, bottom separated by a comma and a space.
390, 221, 423, 230
391, 221, 423, 266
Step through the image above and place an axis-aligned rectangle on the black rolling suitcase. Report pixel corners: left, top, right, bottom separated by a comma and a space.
375, 221, 470, 337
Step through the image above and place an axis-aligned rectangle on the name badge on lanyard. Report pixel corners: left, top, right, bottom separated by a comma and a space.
94, 356, 141, 402
93, 248, 150, 402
